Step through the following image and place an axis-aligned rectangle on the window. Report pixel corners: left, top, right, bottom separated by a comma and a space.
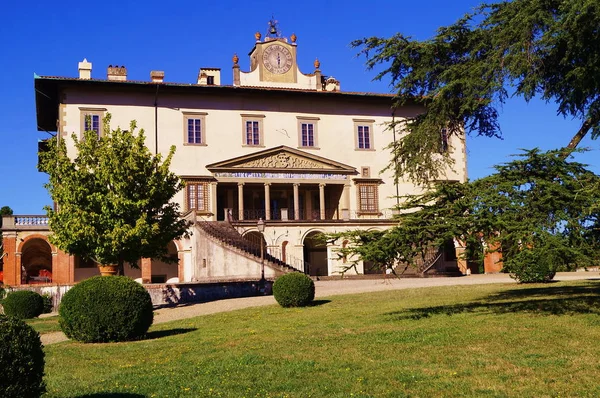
297, 117, 319, 148
241, 115, 265, 146
207, 76, 215, 85
440, 128, 449, 153
353, 119, 375, 150
246, 121, 260, 145
79, 108, 106, 138
301, 123, 315, 147
357, 125, 371, 149
357, 183, 379, 214
186, 181, 209, 212
183, 113, 207, 145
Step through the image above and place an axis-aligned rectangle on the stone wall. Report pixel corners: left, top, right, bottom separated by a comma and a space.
5, 280, 272, 309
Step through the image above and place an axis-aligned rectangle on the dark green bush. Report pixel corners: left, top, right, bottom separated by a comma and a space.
2, 290, 44, 319
59, 276, 154, 343
273, 272, 315, 307
504, 249, 557, 283
41, 294, 53, 314
0, 315, 46, 397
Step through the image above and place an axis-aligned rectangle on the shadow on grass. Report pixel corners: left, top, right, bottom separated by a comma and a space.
144, 327, 197, 341
387, 281, 600, 320
308, 299, 331, 307
75, 394, 145, 398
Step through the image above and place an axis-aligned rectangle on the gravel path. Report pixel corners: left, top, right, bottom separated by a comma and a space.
39, 272, 597, 346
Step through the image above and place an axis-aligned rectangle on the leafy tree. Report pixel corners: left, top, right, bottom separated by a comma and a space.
39, 115, 190, 273
327, 149, 600, 281
353, 0, 600, 183
471, 148, 600, 280
327, 181, 477, 275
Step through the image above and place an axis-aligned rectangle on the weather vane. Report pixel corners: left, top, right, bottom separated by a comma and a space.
266, 15, 281, 38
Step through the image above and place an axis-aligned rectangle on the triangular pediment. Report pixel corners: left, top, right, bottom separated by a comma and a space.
206, 146, 357, 174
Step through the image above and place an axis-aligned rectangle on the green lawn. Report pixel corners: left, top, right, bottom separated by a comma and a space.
42, 280, 600, 397
27, 316, 61, 334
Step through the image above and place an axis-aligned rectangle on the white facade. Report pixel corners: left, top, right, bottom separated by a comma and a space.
34, 29, 467, 281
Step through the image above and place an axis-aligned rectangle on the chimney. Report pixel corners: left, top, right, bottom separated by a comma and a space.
197, 68, 221, 86
78, 58, 92, 79
324, 77, 341, 92
150, 70, 164, 83
107, 65, 127, 81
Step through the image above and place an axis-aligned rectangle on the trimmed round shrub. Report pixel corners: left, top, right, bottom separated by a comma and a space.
273, 272, 315, 307
41, 294, 53, 314
2, 290, 44, 319
59, 275, 154, 343
0, 315, 46, 397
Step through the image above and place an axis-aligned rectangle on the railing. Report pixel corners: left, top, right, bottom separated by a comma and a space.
1, 215, 50, 230
15, 215, 49, 226
241, 232, 310, 274
224, 208, 396, 222
197, 220, 309, 274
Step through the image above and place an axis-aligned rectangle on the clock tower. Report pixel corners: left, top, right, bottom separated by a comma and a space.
233, 18, 336, 91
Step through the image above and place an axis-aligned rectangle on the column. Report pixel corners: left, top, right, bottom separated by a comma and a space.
264, 183, 271, 220
342, 184, 351, 220
293, 183, 300, 220
319, 183, 326, 220
15, 252, 22, 286
1, 233, 17, 285
210, 182, 218, 221
237, 182, 245, 221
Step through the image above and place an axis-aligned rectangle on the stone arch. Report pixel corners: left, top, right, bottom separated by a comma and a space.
19, 237, 53, 284
242, 230, 266, 249
150, 241, 180, 283
281, 241, 288, 263
303, 230, 328, 277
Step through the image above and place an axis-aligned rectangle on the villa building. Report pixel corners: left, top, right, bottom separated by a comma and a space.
0, 23, 470, 286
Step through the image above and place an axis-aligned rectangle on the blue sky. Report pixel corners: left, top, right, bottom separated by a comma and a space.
1, 0, 597, 214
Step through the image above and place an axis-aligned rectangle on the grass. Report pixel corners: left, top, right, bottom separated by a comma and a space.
27, 316, 61, 334
42, 280, 600, 397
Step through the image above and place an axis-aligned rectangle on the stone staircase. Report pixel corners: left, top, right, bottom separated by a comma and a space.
196, 221, 301, 276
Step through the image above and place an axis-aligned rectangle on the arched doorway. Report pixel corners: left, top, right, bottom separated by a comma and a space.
20, 238, 53, 284
150, 241, 179, 283
243, 231, 267, 258
303, 231, 328, 276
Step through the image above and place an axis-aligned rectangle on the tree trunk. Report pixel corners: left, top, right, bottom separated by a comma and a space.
563, 117, 595, 158
118, 257, 125, 276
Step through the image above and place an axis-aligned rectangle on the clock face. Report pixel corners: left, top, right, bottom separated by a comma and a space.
262, 44, 293, 74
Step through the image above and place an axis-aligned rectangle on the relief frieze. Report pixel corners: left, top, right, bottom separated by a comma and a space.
234, 153, 326, 169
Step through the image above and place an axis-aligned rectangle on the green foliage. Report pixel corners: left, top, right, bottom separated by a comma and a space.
41, 294, 53, 314
472, 149, 600, 281
328, 149, 600, 281
273, 272, 315, 308
0, 315, 46, 398
353, 0, 600, 183
59, 276, 154, 343
2, 290, 44, 319
327, 181, 477, 275
39, 114, 191, 269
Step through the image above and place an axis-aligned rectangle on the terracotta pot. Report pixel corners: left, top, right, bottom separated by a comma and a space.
98, 265, 119, 276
